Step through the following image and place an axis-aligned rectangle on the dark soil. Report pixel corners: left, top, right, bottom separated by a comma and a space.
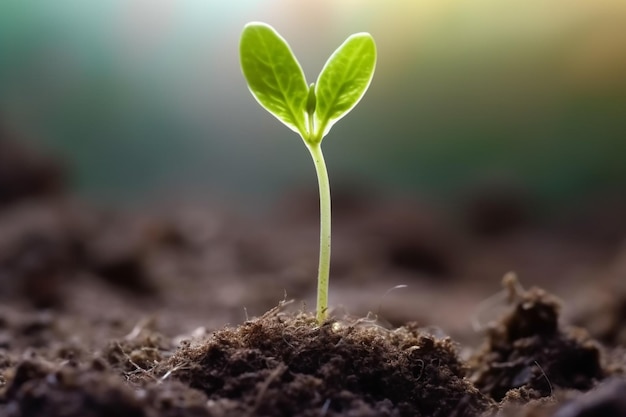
165, 304, 490, 417
0, 134, 624, 416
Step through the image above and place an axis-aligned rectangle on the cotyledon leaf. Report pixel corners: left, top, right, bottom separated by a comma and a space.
239, 22, 309, 137
313, 33, 376, 141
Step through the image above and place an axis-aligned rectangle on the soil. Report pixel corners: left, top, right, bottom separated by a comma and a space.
0, 134, 625, 417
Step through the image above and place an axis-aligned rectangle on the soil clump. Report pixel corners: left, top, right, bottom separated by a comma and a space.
0, 138, 624, 416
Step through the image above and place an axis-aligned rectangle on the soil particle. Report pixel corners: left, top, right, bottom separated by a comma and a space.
470, 279, 606, 403
164, 304, 493, 417
101, 322, 173, 378
0, 346, 212, 417
1, 359, 147, 417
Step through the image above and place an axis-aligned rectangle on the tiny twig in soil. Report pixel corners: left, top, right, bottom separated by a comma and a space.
320, 398, 331, 416
124, 317, 155, 341
376, 284, 408, 318
534, 360, 553, 396
159, 364, 190, 383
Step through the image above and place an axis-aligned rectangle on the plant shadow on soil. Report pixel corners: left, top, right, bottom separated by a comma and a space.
0, 134, 625, 416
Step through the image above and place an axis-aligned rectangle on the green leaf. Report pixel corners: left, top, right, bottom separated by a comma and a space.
314, 33, 376, 140
240, 22, 309, 137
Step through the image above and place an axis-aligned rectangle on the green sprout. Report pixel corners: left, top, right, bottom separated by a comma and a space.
239, 22, 377, 324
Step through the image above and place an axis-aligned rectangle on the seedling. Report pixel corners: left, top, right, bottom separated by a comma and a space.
239, 22, 376, 324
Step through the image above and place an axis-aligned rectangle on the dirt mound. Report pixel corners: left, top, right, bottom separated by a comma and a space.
165, 305, 491, 417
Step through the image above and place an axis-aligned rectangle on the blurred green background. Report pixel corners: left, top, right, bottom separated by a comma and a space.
1, 0, 625, 211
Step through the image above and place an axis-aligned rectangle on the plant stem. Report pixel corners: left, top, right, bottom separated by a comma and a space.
306, 142, 331, 324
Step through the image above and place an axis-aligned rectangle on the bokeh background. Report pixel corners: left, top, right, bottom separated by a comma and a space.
1, 0, 625, 213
